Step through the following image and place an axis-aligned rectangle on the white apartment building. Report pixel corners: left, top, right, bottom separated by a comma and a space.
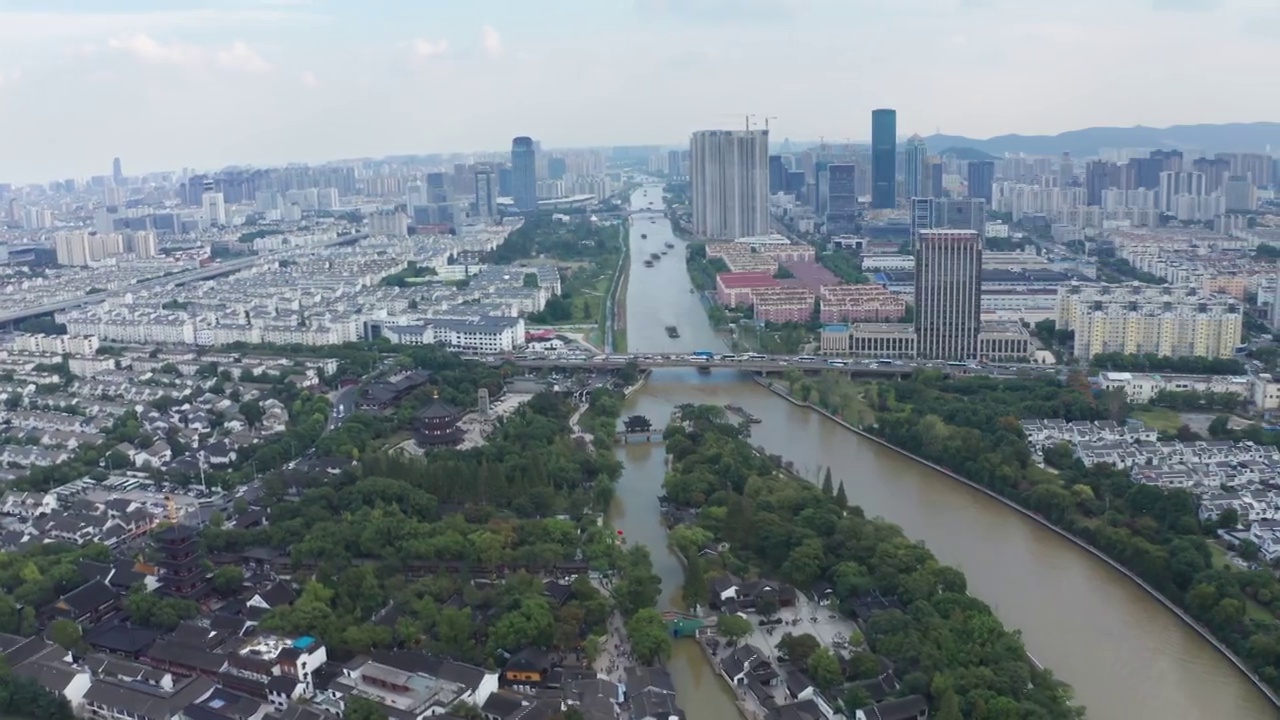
690, 129, 770, 240
1057, 282, 1242, 360
382, 316, 525, 354
11, 333, 99, 355
201, 192, 227, 227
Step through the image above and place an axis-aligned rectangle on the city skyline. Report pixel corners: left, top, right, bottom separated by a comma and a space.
1, 0, 1279, 180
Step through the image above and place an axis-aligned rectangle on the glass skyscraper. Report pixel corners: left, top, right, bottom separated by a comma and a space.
871, 109, 897, 209
510, 136, 538, 212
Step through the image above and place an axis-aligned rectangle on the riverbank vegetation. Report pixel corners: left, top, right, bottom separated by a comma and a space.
810, 371, 1280, 697
662, 404, 1083, 719
1089, 352, 1246, 376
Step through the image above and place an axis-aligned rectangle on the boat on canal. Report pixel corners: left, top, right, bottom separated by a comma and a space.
641, 233, 648, 239
665, 325, 680, 338
665, 242, 675, 248
643, 259, 654, 268
649, 252, 661, 261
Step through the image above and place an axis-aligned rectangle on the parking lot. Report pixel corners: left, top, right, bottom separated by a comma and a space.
741, 596, 862, 662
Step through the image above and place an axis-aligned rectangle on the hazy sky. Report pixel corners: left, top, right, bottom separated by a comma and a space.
0, 0, 1276, 181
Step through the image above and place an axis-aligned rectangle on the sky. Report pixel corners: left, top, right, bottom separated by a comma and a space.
0, 0, 1277, 181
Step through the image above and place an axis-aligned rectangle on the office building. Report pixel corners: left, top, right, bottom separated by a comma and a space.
966, 161, 995, 203
689, 129, 770, 240
904, 134, 928, 200
548, 157, 567, 181
1057, 282, 1242, 360
426, 172, 448, 203
915, 230, 982, 360
112, 157, 123, 185
911, 197, 986, 239
825, 164, 858, 235
201, 192, 226, 226
475, 168, 497, 221
769, 155, 787, 195
870, 109, 897, 208
1151, 149, 1183, 173
510, 136, 538, 212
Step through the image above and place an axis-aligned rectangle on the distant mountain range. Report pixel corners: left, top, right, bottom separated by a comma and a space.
921, 122, 1280, 158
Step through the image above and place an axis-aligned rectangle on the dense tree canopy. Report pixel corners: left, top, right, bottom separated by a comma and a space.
662, 405, 1082, 719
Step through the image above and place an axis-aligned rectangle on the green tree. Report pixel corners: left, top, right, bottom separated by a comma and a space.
806, 647, 841, 692
212, 566, 245, 596
834, 481, 848, 508
47, 619, 81, 650
756, 595, 779, 619
777, 632, 821, 665
625, 608, 672, 664
239, 400, 264, 428
935, 690, 963, 720
716, 614, 753, 644
843, 687, 873, 714
821, 467, 834, 496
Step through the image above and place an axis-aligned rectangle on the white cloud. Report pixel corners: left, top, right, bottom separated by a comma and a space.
106, 34, 205, 68
0, 9, 304, 44
300, 70, 319, 88
105, 34, 271, 73
216, 42, 273, 73
410, 38, 449, 59
481, 26, 502, 56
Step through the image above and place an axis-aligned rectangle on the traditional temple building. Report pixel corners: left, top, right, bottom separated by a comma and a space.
415, 395, 463, 448
153, 524, 211, 602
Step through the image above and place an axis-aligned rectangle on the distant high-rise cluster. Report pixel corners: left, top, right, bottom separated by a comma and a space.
54, 230, 156, 266
689, 129, 770, 240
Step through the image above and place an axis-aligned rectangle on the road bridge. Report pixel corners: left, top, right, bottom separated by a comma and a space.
0, 232, 367, 326
495, 357, 922, 378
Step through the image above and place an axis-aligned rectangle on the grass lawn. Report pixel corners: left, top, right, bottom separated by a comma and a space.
1132, 406, 1182, 433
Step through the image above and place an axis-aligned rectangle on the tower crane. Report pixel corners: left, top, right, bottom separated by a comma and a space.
760, 115, 778, 132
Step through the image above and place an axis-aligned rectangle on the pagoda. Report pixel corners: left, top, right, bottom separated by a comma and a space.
152, 524, 211, 602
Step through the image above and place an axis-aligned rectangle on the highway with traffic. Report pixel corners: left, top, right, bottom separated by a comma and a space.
473, 349, 1066, 379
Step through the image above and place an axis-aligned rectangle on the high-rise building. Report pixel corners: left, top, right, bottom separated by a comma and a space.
54, 231, 90, 266
1057, 282, 1241, 360
667, 150, 685, 179
927, 158, 944, 198
910, 197, 986, 238
903, 134, 928, 200
1058, 152, 1075, 189
870, 109, 897, 209
201, 192, 226, 226
966, 161, 995, 203
915, 229, 983, 361
689, 129, 770, 240
426, 172, 448, 203
548, 157, 567, 181
475, 168, 497, 221
1085, 160, 1116, 206
1193, 157, 1232, 194
511, 137, 538, 212
768, 155, 787, 196
112, 157, 123, 185
1151, 149, 1183, 173
1127, 157, 1163, 190
825, 164, 858, 235
130, 231, 158, 259
1223, 175, 1257, 212
1158, 171, 1206, 213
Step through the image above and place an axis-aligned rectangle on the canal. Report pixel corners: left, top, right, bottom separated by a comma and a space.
606, 184, 1277, 719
